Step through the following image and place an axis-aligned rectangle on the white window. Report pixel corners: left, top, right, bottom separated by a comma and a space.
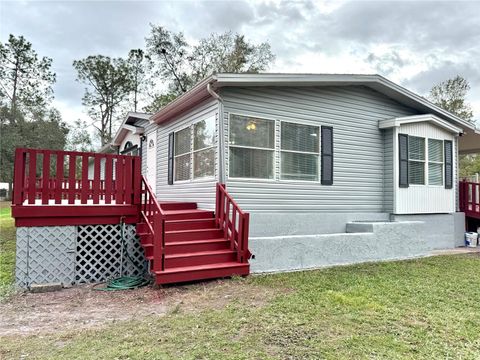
174, 117, 216, 182
174, 127, 191, 181
408, 136, 425, 185
193, 117, 215, 178
280, 121, 319, 181
229, 114, 275, 179
428, 139, 444, 185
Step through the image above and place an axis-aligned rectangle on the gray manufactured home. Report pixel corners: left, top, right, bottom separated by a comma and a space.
112, 73, 480, 273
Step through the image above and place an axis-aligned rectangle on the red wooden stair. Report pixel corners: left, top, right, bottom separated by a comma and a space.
137, 177, 251, 285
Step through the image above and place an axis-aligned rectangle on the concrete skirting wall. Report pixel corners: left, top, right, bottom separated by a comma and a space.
249, 213, 465, 273
391, 212, 465, 248
249, 212, 391, 237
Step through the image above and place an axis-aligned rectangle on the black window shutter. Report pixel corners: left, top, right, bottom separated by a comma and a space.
444, 140, 453, 189
398, 133, 409, 188
168, 132, 174, 185
321, 126, 333, 185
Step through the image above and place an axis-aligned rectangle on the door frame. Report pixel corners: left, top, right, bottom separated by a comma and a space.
146, 130, 157, 194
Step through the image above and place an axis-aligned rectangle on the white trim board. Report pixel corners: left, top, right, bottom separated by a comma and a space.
379, 114, 463, 135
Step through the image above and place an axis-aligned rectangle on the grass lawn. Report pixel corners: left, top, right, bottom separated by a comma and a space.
1, 253, 480, 359
0, 201, 15, 299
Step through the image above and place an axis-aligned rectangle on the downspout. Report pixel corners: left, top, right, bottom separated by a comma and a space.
207, 82, 226, 184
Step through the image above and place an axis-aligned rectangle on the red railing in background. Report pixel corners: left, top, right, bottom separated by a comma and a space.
460, 180, 480, 219
140, 175, 166, 272
215, 183, 251, 263
13, 148, 141, 206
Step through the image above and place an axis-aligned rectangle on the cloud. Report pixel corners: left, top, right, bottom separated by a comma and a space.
1, 0, 480, 128
366, 50, 411, 76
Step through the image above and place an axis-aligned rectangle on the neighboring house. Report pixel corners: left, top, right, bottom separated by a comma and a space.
141, 73, 480, 272
88, 112, 150, 179
107, 111, 151, 156
0, 182, 10, 200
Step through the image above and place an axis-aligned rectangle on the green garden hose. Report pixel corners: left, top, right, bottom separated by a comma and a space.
94, 218, 150, 291
94, 276, 150, 291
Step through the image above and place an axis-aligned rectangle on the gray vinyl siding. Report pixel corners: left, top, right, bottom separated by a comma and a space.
383, 128, 394, 213
155, 98, 219, 209
221, 85, 418, 213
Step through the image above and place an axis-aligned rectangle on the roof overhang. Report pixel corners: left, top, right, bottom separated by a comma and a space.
110, 112, 150, 147
459, 128, 480, 154
151, 77, 213, 125
378, 114, 463, 135
150, 73, 478, 134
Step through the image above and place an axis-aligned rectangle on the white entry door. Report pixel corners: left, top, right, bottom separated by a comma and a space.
146, 131, 157, 194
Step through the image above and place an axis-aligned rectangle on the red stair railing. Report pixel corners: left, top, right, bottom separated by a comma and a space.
13, 148, 141, 205
215, 183, 251, 263
140, 175, 166, 272
460, 180, 480, 219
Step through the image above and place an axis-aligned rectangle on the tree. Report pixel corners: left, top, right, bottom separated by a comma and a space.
190, 32, 275, 82
73, 55, 134, 146
145, 26, 275, 110
145, 26, 190, 95
0, 106, 69, 190
430, 76, 480, 177
460, 154, 480, 178
0, 35, 67, 198
65, 119, 93, 152
0, 34, 56, 123
143, 93, 177, 113
429, 75, 474, 123
127, 49, 152, 112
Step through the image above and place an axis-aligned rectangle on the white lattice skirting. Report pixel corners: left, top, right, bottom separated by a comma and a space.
16, 224, 147, 288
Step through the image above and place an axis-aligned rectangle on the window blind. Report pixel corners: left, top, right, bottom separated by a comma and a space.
408, 136, 425, 185
229, 115, 275, 179
428, 139, 443, 186
193, 118, 215, 178
281, 122, 319, 181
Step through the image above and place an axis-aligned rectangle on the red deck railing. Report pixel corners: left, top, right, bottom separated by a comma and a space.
13, 148, 141, 206
140, 175, 166, 272
460, 180, 480, 220
215, 183, 251, 263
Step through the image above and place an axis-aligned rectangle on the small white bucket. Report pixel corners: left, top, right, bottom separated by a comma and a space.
465, 232, 479, 247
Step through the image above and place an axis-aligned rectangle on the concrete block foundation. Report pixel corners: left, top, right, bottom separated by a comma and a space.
249, 213, 465, 273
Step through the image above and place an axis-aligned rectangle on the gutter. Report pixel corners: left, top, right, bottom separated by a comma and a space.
207, 80, 226, 184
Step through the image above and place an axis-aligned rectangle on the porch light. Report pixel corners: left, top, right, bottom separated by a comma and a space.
246, 120, 257, 131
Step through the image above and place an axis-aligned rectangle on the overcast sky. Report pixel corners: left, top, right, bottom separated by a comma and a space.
1, 0, 480, 130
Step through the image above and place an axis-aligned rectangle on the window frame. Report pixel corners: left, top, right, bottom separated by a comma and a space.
402, 134, 447, 188
120, 141, 139, 156
427, 138, 445, 187
407, 135, 426, 186
173, 125, 193, 183
192, 116, 216, 180
173, 116, 216, 183
279, 120, 321, 183
228, 113, 277, 182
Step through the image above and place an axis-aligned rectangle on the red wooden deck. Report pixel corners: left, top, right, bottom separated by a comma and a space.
136, 178, 250, 284
11, 148, 251, 285
12, 148, 141, 227
460, 180, 480, 221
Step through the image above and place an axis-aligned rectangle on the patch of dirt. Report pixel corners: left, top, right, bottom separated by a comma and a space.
0, 278, 278, 337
